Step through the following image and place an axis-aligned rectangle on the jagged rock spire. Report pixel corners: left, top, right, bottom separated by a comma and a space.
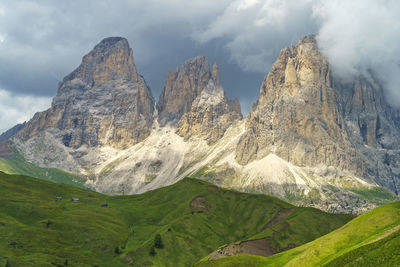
158, 56, 211, 124
61, 37, 139, 89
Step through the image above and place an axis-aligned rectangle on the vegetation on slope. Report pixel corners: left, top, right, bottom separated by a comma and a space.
0, 172, 123, 266
0, 172, 352, 266
0, 148, 86, 188
325, 226, 400, 267
195, 200, 400, 267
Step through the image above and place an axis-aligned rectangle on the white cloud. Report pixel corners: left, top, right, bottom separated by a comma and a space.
0, 89, 51, 133
313, 0, 400, 105
237, 0, 260, 11
194, 0, 400, 105
194, 0, 317, 72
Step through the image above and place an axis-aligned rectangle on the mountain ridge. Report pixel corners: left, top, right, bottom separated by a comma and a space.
236, 35, 400, 195
2, 35, 399, 214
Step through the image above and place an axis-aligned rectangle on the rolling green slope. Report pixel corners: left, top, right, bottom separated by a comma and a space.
195, 200, 400, 267
324, 227, 400, 267
0, 172, 352, 266
0, 148, 86, 188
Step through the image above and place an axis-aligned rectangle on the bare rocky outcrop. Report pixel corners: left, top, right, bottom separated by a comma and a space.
16, 37, 154, 149
235, 35, 400, 195
159, 56, 242, 143
158, 56, 211, 125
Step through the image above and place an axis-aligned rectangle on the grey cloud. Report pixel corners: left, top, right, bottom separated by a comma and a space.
1, 0, 400, 133
0, 89, 51, 133
194, 0, 319, 72
314, 0, 400, 106
196, 0, 400, 105
0, 0, 232, 97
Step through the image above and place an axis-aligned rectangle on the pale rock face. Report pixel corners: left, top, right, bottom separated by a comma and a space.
236, 35, 400, 195
61, 37, 139, 86
177, 79, 243, 144
158, 56, 211, 124
16, 37, 155, 150
159, 56, 243, 143
13, 37, 155, 174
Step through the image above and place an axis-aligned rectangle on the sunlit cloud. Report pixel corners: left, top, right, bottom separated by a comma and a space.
0, 89, 51, 133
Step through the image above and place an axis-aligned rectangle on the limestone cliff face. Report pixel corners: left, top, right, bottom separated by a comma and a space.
176, 80, 242, 144
159, 57, 242, 143
158, 56, 211, 124
236, 35, 400, 194
17, 37, 154, 149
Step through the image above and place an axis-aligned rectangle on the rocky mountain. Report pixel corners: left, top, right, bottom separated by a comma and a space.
4, 35, 399, 214
158, 56, 211, 125
12, 37, 154, 171
236, 35, 400, 195
162, 57, 243, 144
158, 56, 242, 144
91, 57, 242, 193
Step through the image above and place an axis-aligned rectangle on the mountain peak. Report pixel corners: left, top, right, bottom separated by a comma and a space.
61, 36, 138, 87
178, 56, 210, 77
96, 36, 127, 46
90, 37, 131, 56
158, 55, 211, 124
15, 36, 155, 150
182, 55, 208, 65
236, 34, 400, 197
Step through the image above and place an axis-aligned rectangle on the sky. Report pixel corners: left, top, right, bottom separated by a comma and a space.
0, 0, 399, 133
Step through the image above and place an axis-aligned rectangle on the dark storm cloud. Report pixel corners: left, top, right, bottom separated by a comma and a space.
0, 0, 233, 96
0, 0, 265, 134
195, 0, 318, 72
1, 0, 400, 134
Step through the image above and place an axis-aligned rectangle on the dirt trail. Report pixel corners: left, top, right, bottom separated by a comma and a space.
209, 208, 295, 260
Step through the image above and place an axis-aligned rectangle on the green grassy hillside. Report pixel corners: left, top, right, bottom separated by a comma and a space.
0, 148, 86, 188
195, 200, 400, 267
0, 172, 352, 266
